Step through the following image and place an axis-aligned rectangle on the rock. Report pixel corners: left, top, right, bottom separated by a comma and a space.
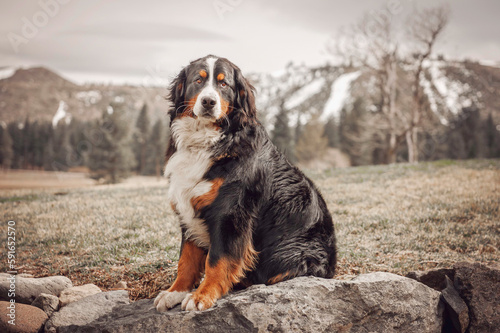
111, 281, 128, 290
453, 262, 500, 333
32, 293, 60, 317
406, 267, 455, 291
44, 290, 130, 333
0, 301, 48, 333
441, 276, 469, 333
0, 275, 73, 304
57, 273, 442, 333
59, 284, 102, 307
17, 274, 34, 278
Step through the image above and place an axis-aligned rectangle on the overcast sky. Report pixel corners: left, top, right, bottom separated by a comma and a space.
1, 0, 499, 85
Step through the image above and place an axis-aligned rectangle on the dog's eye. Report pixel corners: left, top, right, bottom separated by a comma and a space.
220, 82, 227, 88
196, 79, 202, 84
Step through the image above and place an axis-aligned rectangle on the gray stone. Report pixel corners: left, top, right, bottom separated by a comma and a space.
453, 262, 500, 333
0, 300, 48, 333
44, 290, 130, 333
441, 276, 469, 333
57, 273, 442, 333
59, 283, 102, 307
406, 267, 455, 291
32, 293, 60, 317
0, 275, 73, 304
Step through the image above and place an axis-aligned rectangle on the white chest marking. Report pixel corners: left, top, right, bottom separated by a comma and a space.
164, 117, 222, 248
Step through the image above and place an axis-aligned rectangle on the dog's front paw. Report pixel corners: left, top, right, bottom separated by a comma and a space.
181, 292, 217, 311
154, 290, 188, 312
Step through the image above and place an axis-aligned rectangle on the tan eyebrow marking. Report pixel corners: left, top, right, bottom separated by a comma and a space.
217, 73, 225, 81
199, 70, 207, 78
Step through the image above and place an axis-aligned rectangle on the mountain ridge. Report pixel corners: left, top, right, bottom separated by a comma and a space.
1, 60, 499, 127
0, 66, 168, 125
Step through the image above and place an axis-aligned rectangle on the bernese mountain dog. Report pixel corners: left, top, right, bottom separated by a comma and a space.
154, 55, 337, 312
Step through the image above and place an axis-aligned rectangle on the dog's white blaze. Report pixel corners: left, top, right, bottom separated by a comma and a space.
193, 56, 222, 119
164, 116, 222, 248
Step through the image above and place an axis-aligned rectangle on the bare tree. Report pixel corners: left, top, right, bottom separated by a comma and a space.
405, 5, 450, 163
332, 12, 406, 163
331, 4, 450, 164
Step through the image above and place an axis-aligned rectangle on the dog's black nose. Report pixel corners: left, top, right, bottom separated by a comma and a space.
201, 97, 216, 110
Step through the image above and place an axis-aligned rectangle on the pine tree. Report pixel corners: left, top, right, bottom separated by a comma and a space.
448, 130, 466, 160
295, 114, 328, 162
88, 104, 136, 183
51, 123, 72, 171
323, 116, 339, 148
485, 113, 499, 158
271, 104, 295, 162
294, 118, 303, 145
43, 136, 56, 170
144, 119, 168, 177
32, 121, 43, 169
22, 118, 34, 169
0, 125, 14, 169
451, 106, 486, 159
133, 103, 151, 175
338, 98, 373, 166
7, 122, 23, 169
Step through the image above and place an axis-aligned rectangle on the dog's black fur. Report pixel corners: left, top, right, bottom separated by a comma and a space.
166, 55, 337, 288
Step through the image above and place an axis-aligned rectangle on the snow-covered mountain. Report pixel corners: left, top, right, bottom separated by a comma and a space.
1, 60, 499, 129
249, 60, 500, 131
0, 67, 168, 124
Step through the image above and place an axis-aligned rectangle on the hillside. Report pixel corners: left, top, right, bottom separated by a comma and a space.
0, 67, 169, 124
249, 60, 500, 130
1, 59, 499, 128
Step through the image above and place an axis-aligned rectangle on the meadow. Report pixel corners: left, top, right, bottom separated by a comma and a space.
1, 159, 498, 300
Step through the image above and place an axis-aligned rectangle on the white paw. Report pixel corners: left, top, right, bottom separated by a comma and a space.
154, 290, 188, 312
181, 293, 211, 311
181, 293, 195, 311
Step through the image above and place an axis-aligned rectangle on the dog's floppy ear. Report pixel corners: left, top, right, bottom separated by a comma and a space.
168, 68, 187, 121
165, 68, 187, 163
234, 67, 257, 125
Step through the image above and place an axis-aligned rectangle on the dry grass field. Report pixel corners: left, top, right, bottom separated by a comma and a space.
1, 159, 499, 300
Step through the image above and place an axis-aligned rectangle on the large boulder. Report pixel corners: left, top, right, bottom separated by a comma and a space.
44, 290, 130, 333
407, 267, 470, 333
0, 274, 72, 304
453, 262, 500, 333
55, 273, 442, 333
58, 284, 102, 307
0, 301, 48, 333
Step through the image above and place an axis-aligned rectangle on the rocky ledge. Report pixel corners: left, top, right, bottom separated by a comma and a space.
0, 262, 498, 333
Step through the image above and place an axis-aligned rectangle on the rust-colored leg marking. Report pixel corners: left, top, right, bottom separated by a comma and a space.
267, 271, 294, 285
191, 178, 224, 212
168, 241, 206, 292
187, 244, 257, 310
